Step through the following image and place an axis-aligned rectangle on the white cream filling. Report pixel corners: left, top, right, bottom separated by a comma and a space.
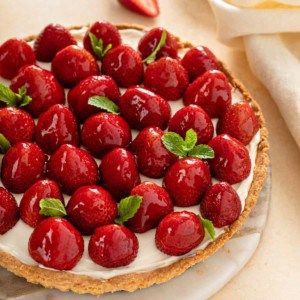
0, 28, 260, 279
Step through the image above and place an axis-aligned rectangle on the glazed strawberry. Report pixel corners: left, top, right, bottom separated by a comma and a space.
183, 70, 232, 118
10, 65, 65, 118
217, 102, 260, 145
47, 144, 98, 194
99, 148, 141, 201
83, 21, 121, 59
138, 27, 178, 60
1, 143, 45, 193
118, 0, 159, 17
52, 45, 99, 88
168, 105, 214, 145
129, 127, 177, 178
36, 104, 79, 154
89, 224, 138, 268
20, 179, 64, 228
119, 86, 171, 130
29, 217, 84, 270
67, 75, 120, 123
0, 38, 36, 80
200, 182, 242, 228
144, 57, 189, 100
0, 187, 19, 235
101, 45, 143, 88
181, 46, 220, 82
163, 157, 211, 207
81, 113, 131, 158
155, 211, 204, 256
34, 24, 77, 62
208, 134, 251, 184
126, 182, 173, 233
67, 186, 118, 235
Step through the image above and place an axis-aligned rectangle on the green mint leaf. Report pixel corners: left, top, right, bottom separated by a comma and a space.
88, 96, 119, 114
162, 132, 186, 157
198, 216, 215, 240
39, 198, 67, 217
16, 87, 32, 107
183, 129, 197, 152
143, 31, 167, 64
89, 32, 103, 59
115, 195, 143, 225
0, 83, 18, 106
102, 43, 112, 57
188, 144, 214, 159
0, 133, 11, 154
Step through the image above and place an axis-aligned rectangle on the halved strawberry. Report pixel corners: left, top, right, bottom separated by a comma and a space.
118, 0, 159, 17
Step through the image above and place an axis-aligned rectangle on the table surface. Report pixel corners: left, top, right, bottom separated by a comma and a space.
0, 0, 299, 299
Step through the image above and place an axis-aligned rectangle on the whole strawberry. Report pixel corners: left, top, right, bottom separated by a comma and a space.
99, 148, 141, 201
101, 45, 143, 88
200, 182, 242, 228
67, 75, 120, 123
81, 113, 131, 158
20, 179, 64, 228
217, 102, 259, 145
52, 45, 99, 88
155, 211, 204, 256
36, 104, 79, 154
29, 217, 84, 270
183, 70, 232, 118
181, 46, 220, 82
67, 186, 118, 235
1, 143, 45, 193
208, 134, 251, 184
47, 144, 98, 194
126, 182, 174, 233
34, 23, 77, 62
0, 187, 19, 235
89, 224, 138, 268
119, 86, 171, 130
10, 65, 65, 118
0, 38, 36, 80
118, 0, 159, 17
144, 57, 189, 100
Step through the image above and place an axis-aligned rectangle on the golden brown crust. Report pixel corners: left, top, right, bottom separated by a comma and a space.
0, 24, 269, 295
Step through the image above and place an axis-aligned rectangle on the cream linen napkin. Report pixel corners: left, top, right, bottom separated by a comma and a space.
209, 0, 300, 149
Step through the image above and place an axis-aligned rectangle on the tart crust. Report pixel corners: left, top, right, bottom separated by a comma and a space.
0, 24, 269, 295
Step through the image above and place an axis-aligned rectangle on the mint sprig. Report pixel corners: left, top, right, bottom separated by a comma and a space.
115, 195, 142, 225
39, 198, 67, 217
88, 96, 119, 114
0, 83, 32, 107
89, 32, 112, 60
0, 133, 11, 154
198, 215, 215, 240
143, 31, 167, 64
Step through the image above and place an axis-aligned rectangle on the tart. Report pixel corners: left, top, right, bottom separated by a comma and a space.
0, 23, 269, 295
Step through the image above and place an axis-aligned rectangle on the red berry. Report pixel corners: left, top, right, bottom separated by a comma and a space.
129, 126, 177, 178
81, 113, 132, 159
67, 75, 120, 123
0, 187, 19, 235
168, 105, 214, 145
155, 211, 204, 256
29, 217, 84, 270
183, 70, 232, 118
52, 45, 99, 88
217, 102, 260, 145
34, 24, 77, 62
36, 104, 79, 154
47, 144, 98, 195
10, 65, 65, 118
144, 57, 189, 100
119, 86, 171, 130
200, 182, 242, 228
67, 186, 118, 235
99, 148, 141, 201
181, 46, 220, 82
1, 143, 45, 193
126, 182, 173, 233
138, 27, 178, 60
208, 134, 251, 184
88, 224, 138, 268
118, 0, 159, 17
0, 38, 36, 80
20, 179, 64, 228
101, 45, 143, 88
163, 157, 211, 207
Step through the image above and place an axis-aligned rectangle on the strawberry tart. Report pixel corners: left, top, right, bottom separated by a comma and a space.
0, 22, 269, 295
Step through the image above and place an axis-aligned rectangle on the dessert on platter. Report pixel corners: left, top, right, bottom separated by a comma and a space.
0, 22, 269, 295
